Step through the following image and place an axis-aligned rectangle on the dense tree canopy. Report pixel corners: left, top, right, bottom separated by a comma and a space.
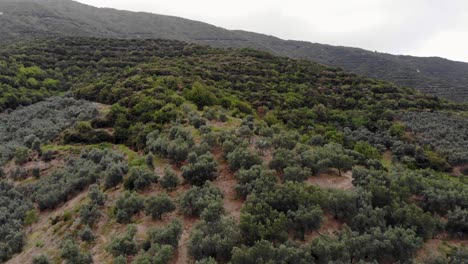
0, 182, 33, 262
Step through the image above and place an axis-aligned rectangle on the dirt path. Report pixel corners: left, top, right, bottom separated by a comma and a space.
170, 216, 197, 264
211, 148, 243, 222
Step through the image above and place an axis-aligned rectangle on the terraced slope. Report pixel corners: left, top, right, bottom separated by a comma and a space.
1, 0, 468, 102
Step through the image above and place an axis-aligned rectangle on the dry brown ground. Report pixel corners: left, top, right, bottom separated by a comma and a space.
211, 147, 243, 222
15, 123, 468, 264
303, 213, 345, 243
4, 152, 65, 181
452, 164, 468, 177
8, 189, 90, 264
6, 151, 199, 264
415, 234, 468, 263
170, 216, 198, 264
307, 170, 353, 190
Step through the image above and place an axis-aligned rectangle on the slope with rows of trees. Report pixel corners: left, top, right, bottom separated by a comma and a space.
0, 0, 468, 102
0, 37, 466, 263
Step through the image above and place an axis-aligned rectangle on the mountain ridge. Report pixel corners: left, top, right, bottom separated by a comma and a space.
1, 0, 468, 102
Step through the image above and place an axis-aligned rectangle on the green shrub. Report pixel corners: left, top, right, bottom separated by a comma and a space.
144, 194, 176, 220
115, 192, 144, 223
32, 255, 51, 264
182, 152, 218, 185
14, 147, 29, 165
283, 166, 311, 182
124, 166, 157, 191
79, 226, 96, 242
61, 239, 93, 264
106, 225, 138, 257
32, 167, 41, 178
160, 168, 180, 191
188, 217, 241, 262
227, 148, 262, 171
186, 82, 218, 109
145, 219, 183, 248
180, 183, 223, 216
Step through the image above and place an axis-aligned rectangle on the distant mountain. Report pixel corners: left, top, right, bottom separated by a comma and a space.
1, 0, 467, 102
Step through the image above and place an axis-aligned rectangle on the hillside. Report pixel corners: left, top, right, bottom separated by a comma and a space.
1, 0, 468, 102
0, 37, 467, 263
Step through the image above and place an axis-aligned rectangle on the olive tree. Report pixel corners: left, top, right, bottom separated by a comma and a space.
115, 192, 144, 223
160, 168, 180, 191
61, 239, 93, 264
124, 166, 157, 191
283, 166, 311, 182
182, 152, 218, 185
188, 217, 241, 262
180, 183, 223, 216
106, 225, 138, 257
144, 194, 176, 220
227, 147, 262, 171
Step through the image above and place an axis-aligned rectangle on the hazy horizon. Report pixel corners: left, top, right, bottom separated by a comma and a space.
74, 0, 468, 63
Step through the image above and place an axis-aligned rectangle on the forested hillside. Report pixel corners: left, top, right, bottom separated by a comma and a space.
0, 38, 467, 263
1, 0, 468, 102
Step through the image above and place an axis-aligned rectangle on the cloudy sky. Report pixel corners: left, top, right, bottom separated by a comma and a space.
76, 0, 468, 62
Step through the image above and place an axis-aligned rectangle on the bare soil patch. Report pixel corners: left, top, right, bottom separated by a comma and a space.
416, 235, 468, 262
171, 216, 198, 264
8, 189, 89, 264
452, 164, 468, 177
307, 170, 353, 190
212, 147, 243, 222
304, 213, 344, 243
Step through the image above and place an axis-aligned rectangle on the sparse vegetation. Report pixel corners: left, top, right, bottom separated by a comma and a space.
26, 148, 126, 210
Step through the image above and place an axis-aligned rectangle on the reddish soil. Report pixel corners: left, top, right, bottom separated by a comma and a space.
143, 159, 198, 263
416, 235, 468, 262
211, 147, 244, 222
303, 213, 344, 243
8, 189, 89, 264
4, 151, 65, 186
307, 170, 353, 190
261, 149, 273, 167
7, 148, 200, 263
171, 216, 198, 264
452, 164, 468, 177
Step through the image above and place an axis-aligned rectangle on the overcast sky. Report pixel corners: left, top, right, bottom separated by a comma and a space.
76, 0, 468, 62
